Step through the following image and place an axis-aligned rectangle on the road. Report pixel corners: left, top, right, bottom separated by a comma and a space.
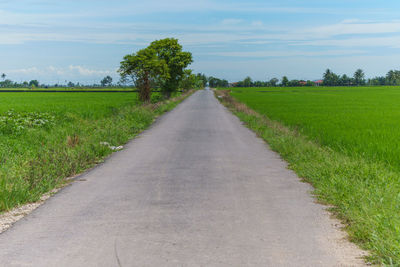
0, 90, 364, 266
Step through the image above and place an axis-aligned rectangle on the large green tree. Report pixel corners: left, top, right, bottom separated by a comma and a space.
149, 38, 193, 97
119, 46, 168, 102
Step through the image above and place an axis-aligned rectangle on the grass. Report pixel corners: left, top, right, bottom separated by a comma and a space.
229, 86, 400, 172
216, 87, 400, 266
0, 90, 191, 212
0, 87, 135, 91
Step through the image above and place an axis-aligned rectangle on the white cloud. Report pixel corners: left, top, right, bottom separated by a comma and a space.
0, 2, 398, 51
202, 49, 367, 58
221, 19, 243, 26
8, 67, 41, 75
297, 36, 400, 48
251, 21, 263, 27
7, 66, 115, 78
68, 65, 113, 76
306, 20, 400, 37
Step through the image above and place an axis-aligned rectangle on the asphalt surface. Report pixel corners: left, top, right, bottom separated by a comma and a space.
0, 89, 364, 266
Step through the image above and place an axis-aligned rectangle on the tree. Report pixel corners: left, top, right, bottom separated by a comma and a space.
323, 69, 339, 86
386, 70, 400, 85
353, 69, 365, 86
269, 78, 279, 87
306, 80, 314, 86
1, 73, 5, 81
340, 74, 351, 86
288, 79, 300, 87
180, 69, 196, 91
100, 76, 113, 87
149, 38, 193, 97
196, 73, 208, 88
281, 76, 289, 87
119, 46, 169, 102
208, 76, 229, 88
243, 76, 253, 87
29, 80, 39, 87
369, 76, 386, 86
208, 76, 217, 87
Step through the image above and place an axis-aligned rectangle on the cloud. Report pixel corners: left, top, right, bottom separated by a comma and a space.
8, 67, 41, 75
1, 0, 400, 83
68, 65, 113, 76
0, 1, 398, 50
251, 21, 263, 27
221, 19, 243, 26
7, 65, 115, 79
202, 49, 367, 58
306, 20, 400, 37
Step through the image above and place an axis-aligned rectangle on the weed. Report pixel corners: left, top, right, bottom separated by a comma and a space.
67, 134, 80, 147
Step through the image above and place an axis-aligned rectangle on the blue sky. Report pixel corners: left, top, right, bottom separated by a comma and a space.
1, 0, 400, 84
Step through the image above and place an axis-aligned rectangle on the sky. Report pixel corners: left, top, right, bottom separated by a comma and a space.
1, 0, 400, 84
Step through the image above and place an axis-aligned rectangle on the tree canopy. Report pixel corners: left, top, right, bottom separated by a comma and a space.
100, 76, 113, 87
119, 38, 192, 102
353, 69, 366, 86
119, 44, 169, 102
149, 38, 193, 97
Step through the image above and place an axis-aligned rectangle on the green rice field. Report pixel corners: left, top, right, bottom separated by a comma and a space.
0, 87, 135, 92
231, 86, 400, 171
221, 86, 400, 265
0, 91, 179, 212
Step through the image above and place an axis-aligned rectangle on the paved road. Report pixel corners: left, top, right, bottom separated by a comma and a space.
0, 90, 364, 266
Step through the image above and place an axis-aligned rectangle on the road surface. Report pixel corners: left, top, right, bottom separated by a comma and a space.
0, 90, 364, 266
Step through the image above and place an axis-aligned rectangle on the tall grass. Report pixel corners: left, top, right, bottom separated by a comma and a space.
216, 87, 400, 265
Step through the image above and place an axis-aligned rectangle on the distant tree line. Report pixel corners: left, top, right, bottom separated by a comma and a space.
368, 70, 400, 86
207, 76, 229, 87
322, 69, 400, 86
225, 69, 400, 88
230, 76, 313, 87
0, 71, 208, 90
322, 69, 365, 86
6, 66, 400, 91
0, 73, 40, 88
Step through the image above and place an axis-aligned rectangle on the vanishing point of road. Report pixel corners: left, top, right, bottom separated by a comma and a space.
0, 89, 365, 266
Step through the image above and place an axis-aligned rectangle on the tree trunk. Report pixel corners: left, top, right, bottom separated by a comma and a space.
139, 72, 151, 102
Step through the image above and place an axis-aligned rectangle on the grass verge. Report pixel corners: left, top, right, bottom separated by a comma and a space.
215, 89, 398, 266
0, 90, 195, 213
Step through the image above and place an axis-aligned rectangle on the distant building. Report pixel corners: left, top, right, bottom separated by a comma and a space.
229, 82, 237, 87
299, 80, 307, 86
313, 80, 323, 86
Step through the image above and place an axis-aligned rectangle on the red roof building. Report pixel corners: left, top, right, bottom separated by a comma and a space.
314, 80, 323, 86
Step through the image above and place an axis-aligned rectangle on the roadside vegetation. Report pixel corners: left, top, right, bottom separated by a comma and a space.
216, 86, 400, 265
0, 90, 194, 212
